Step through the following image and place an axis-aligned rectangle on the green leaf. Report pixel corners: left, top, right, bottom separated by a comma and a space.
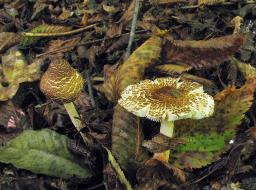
0, 129, 92, 179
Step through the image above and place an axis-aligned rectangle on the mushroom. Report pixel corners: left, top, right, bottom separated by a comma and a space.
40, 59, 85, 139
118, 77, 214, 162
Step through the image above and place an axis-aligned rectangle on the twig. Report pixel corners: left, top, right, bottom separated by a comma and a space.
85, 69, 96, 108
124, 0, 141, 59
23, 23, 98, 37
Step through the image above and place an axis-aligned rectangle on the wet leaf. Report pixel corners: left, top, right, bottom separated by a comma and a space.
0, 129, 93, 178
163, 34, 245, 69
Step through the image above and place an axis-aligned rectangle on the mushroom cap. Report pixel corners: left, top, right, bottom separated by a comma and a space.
40, 59, 84, 103
118, 78, 214, 122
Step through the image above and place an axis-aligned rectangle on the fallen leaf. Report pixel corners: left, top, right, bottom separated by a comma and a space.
21, 24, 72, 46
198, 0, 226, 6
101, 35, 163, 102
0, 129, 93, 178
0, 49, 42, 101
163, 34, 245, 69
155, 64, 192, 74
232, 58, 256, 80
0, 32, 21, 53
43, 37, 81, 58
172, 78, 256, 169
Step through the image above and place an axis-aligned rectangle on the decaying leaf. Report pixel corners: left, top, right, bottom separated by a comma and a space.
198, 0, 226, 6
172, 78, 256, 169
100, 35, 163, 102
0, 49, 42, 101
0, 129, 92, 178
163, 34, 245, 69
232, 58, 256, 80
0, 32, 21, 53
112, 105, 148, 170
21, 24, 72, 46
104, 36, 163, 170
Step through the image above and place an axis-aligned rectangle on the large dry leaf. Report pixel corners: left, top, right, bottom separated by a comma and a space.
0, 129, 92, 178
100, 35, 162, 102
171, 78, 256, 169
112, 105, 149, 170
163, 34, 245, 69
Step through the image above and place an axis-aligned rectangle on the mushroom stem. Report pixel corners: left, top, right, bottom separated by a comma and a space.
154, 120, 174, 163
63, 102, 87, 143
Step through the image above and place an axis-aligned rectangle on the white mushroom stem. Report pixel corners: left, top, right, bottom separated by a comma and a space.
160, 120, 174, 138
154, 120, 174, 163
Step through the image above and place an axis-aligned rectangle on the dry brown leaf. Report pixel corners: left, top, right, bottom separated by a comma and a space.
163, 34, 245, 69
57, 9, 72, 20
43, 37, 81, 58
80, 12, 89, 26
106, 23, 123, 38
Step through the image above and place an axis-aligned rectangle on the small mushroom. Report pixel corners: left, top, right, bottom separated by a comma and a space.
40, 59, 85, 139
118, 77, 214, 162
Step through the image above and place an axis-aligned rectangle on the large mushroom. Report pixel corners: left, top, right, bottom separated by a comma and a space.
40, 59, 85, 139
118, 77, 214, 162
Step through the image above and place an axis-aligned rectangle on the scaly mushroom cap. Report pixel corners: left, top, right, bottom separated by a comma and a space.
40, 59, 84, 103
118, 78, 214, 122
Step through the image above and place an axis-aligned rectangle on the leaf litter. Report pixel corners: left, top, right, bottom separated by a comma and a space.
1, 0, 256, 189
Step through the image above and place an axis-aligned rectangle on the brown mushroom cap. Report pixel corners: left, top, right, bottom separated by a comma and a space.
40, 59, 84, 103
118, 78, 214, 122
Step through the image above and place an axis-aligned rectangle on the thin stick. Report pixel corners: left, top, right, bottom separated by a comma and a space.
124, 0, 141, 59
23, 23, 98, 37
85, 69, 96, 108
